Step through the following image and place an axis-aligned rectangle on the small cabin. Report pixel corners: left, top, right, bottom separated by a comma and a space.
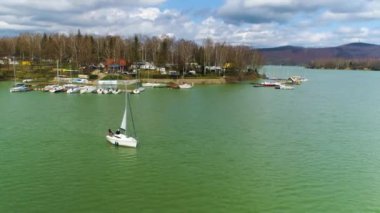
168, 71, 179, 76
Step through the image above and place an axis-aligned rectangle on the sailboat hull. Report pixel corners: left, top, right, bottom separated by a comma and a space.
106, 134, 137, 148
10, 85, 32, 92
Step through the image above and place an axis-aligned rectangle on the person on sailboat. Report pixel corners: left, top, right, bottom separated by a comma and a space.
108, 129, 114, 136
115, 129, 121, 135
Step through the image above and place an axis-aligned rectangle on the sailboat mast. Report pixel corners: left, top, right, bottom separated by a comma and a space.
125, 87, 128, 132
13, 57, 16, 85
56, 60, 59, 84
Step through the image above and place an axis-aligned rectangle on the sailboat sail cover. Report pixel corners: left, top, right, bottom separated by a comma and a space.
120, 109, 127, 131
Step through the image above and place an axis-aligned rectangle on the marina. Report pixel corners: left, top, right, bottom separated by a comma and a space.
18, 79, 186, 94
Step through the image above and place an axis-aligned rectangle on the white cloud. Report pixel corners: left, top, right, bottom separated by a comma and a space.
321, 9, 380, 22
320, 11, 350, 21
130, 8, 161, 21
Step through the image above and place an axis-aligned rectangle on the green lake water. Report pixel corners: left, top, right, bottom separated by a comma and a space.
1, 66, 380, 212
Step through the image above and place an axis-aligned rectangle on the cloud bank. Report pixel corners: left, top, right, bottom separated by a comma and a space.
0, 0, 380, 47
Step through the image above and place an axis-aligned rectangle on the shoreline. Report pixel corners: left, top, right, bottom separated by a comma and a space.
3, 77, 229, 86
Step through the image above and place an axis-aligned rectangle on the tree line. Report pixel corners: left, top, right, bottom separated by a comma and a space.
0, 31, 264, 75
307, 58, 380, 71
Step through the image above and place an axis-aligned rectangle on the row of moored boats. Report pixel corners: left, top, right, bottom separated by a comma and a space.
142, 82, 193, 89
9, 83, 123, 94
10, 82, 194, 94
43, 84, 122, 94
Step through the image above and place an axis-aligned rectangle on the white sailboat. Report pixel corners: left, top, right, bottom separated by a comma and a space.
132, 73, 145, 94
9, 57, 32, 93
132, 87, 144, 94
80, 86, 96, 94
45, 60, 62, 92
66, 86, 80, 94
10, 83, 32, 92
106, 92, 138, 148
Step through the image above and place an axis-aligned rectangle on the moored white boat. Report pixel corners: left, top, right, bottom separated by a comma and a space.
49, 85, 65, 93
275, 84, 294, 90
178, 83, 193, 89
80, 86, 97, 94
112, 89, 121, 94
142, 82, 154, 87
43, 84, 58, 92
9, 58, 32, 93
132, 87, 145, 94
291, 76, 308, 82
10, 83, 32, 92
132, 89, 140, 94
261, 81, 281, 87
97, 88, 103, 94
102, 88, 110, 94
67, 87, 80, 94
22, 79, 33, 83
142, 82, 166, 88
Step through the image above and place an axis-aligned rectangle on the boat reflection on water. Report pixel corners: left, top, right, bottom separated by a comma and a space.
107, 143, 137, 160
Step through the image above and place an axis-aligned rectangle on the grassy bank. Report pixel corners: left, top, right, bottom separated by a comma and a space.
1, 65, 262, 85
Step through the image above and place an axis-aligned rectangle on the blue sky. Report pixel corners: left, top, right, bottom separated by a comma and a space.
0, 0, 380, 47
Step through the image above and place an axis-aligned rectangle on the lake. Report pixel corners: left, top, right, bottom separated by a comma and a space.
1, 66, 380, 212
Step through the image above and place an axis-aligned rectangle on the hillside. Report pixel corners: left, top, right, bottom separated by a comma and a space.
258, 42, 380, 65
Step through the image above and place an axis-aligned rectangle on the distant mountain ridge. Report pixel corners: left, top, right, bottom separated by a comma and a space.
258, 42, 380, 65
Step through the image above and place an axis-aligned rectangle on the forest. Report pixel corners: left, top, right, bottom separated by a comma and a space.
307, 59, 380, 70
0, 31, 264, 78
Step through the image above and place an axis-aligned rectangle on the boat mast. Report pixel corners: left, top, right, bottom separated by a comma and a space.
56, 60, 59, 84
125, 85, 128, 133
13, 56, 16, 85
